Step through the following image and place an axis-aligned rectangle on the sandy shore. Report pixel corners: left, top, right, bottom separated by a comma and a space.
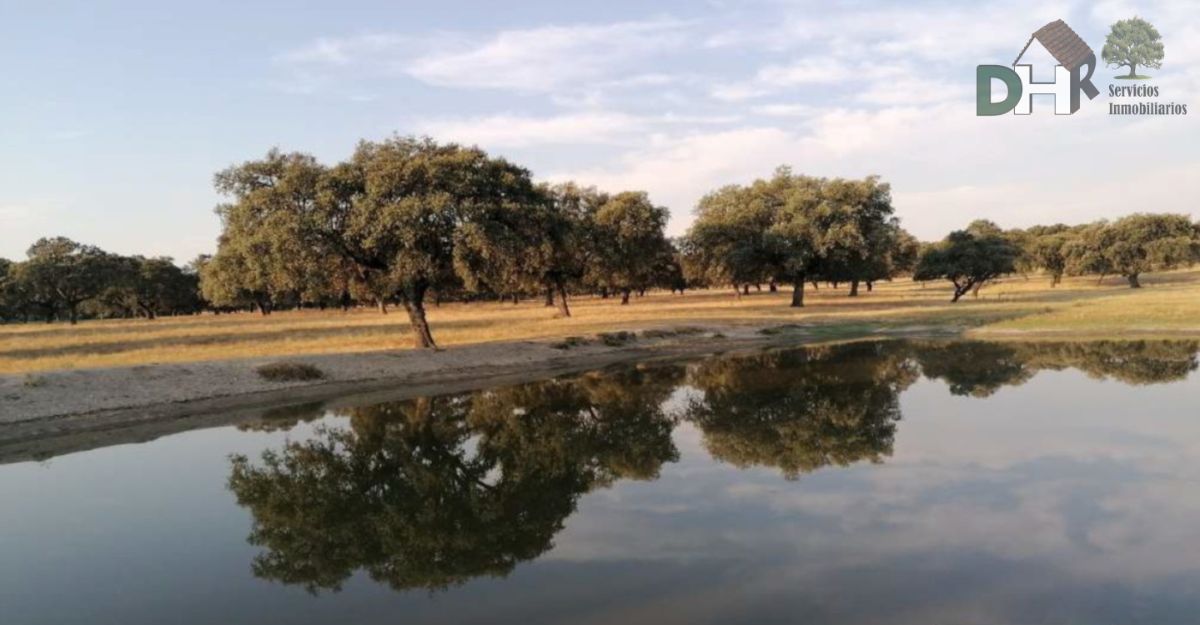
5, 323, 948, 464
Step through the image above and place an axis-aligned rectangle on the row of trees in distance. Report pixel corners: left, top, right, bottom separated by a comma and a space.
2, 136, 1198, 345
0, 237, 201, 324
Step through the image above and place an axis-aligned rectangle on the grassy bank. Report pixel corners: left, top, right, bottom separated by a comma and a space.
2, 269, 1198, 374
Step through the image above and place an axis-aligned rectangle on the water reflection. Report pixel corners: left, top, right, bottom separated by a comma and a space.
228, 367, 681, 592
685, 341, 917, 478
229, 339, 1200, 595
915, 340, 1199, 397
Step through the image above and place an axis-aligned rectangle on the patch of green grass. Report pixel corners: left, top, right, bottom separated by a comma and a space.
256, 362, 325, 382
1114, 74, 1152, 80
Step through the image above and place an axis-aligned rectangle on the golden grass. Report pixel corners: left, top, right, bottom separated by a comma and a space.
1, 269, 1198, 374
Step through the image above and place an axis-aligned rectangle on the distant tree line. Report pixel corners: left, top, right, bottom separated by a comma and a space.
914, 214, 1200, 300
0, 237, 201, 324
3, 136, 1198, 340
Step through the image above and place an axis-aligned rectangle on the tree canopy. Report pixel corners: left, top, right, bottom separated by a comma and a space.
913, 224, 1020, 301
683, 168, 908, 307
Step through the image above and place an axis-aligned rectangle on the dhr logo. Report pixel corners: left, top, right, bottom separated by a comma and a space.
977, 19, 1100, 115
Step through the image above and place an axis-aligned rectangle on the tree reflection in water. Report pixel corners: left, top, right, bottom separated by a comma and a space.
685, 341, 919, 479
228, 366, 682, 593
229, 339, 1198, 592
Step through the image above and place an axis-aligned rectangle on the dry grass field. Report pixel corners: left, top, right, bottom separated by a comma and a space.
2, 269, 1198, 375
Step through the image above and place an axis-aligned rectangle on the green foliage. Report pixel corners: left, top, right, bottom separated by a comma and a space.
18, 237, 125, 323
1064, 214, 1198, 287
914, 227, 1019, 301
684, 168, 907, 307
590, 191, 672, 303
1028, 232, 1072, 286
212, 137, 547, 347
1102, 17, 1164, 78
0, 258, 15, 321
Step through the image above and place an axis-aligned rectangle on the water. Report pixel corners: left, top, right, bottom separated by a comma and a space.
2, 339, 1199, 625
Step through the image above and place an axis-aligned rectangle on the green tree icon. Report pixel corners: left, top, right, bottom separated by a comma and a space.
1102, 17, 1164, 80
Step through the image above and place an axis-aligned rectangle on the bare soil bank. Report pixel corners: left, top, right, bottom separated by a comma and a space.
2, 323, 942, 464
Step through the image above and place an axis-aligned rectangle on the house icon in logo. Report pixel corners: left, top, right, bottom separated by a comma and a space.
977, 19, 1100, 115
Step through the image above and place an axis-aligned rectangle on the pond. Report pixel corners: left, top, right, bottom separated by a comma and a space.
2, 339, 1200, 624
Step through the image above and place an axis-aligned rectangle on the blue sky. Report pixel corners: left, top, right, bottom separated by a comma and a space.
2, 0, 1198, 262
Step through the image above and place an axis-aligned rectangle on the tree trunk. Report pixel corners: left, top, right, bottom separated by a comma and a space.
68, 304, 79, 325
402, 296, 437, 349
742, 284, 750, 296
810, 280, 818, 291
544, 287, 555, 307
849, 280, 860, 297
791, 274, 806, 308
866, 281, 873, 292
951, 282, 972, 303
511, 293, 519, 305
620, 289, 631, 305
1128, 64, 1137, 78
1127, 273, 1141, 288
555, 283, 571, 317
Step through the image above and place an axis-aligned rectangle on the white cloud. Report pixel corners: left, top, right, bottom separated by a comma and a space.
275, 33, 409, 66
549, 94, 1200, 240
406, 19, 689, 92
414, 112, 648, 148
751, 103, 814, 117
414, 111, 741, 149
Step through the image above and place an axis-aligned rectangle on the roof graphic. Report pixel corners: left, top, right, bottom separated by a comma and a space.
1013, 19, 1095, 71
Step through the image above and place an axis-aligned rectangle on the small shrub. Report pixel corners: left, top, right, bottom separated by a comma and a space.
550, 336, 591, 350
256, 362, 325, 382
597, 331, 637, 347
23, 374, 47, 388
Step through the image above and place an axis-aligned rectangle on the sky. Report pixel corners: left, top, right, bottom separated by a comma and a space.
2, 0, 1198, 262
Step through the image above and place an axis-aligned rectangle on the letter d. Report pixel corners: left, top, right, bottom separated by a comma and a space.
976, 65, 1022, 116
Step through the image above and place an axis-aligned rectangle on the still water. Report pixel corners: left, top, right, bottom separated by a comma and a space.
2, 339, 1200, 624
